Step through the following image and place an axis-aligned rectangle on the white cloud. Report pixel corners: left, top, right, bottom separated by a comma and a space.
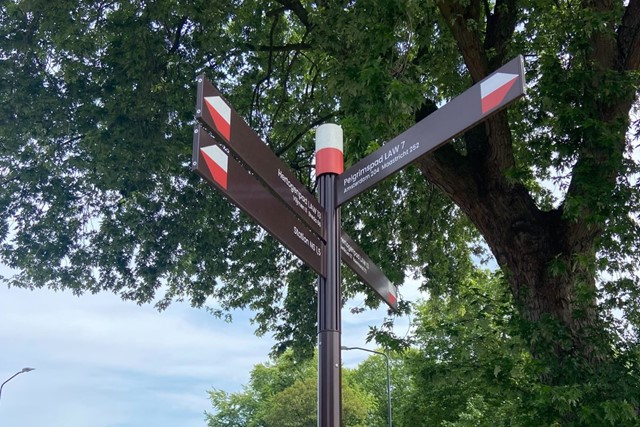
0, 276, 274, 427
0, 262, 419, 427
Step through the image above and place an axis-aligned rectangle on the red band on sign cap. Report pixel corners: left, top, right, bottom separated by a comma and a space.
315, 124, 344, 176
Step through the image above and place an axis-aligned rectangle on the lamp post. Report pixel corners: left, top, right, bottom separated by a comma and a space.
341, 346, 392, 427
0, 367, 35, 401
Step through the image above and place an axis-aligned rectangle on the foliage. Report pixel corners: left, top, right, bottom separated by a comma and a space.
0, 0, 480, 354
404, 270, 640, 426
207, 269, 640, 427
349, 349, 416, 427
1, 0, 640, 394
206, 351, 373, 427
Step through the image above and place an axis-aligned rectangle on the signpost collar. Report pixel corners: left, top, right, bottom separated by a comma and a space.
315, 124, 344, 176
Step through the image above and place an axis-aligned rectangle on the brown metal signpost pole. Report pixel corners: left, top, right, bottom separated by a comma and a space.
315, 124, 343, 427
192, 56, 526, 426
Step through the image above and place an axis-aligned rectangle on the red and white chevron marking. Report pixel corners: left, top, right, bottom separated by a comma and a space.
200, 145, 229, 189
315, 124, 344, 176
480, 72, 519, 114
204, 96, 231, 141
388, 286, 397, 307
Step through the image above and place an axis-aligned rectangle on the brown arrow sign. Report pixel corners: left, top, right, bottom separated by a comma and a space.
193, 125, 325, 277
196, 76, 397, 310
340, 233, 397, 310
337, 55, 526, 206
196, 75, 325, 238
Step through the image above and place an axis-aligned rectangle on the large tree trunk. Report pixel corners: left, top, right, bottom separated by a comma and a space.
416, 116, 604, 369
419, 0, 640, 375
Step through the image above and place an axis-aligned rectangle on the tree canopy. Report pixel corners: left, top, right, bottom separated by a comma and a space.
208, 271, 639, 426
406, 270, 640, 426
207, 351, 373, 426
1, 0, 639, 391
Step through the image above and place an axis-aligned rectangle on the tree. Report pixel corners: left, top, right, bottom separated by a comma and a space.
1, 0, 639, 386
404, 270, 640, 426
206, 351, 373, 426
349, 349, 415, 427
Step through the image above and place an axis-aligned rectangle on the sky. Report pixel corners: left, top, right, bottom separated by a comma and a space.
0, 263, 419, 427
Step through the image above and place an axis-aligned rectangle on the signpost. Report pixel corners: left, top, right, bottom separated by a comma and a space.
192, 56, 526, 427
195, 75, 398, 310
315, 124, 343, 427
196, 75, 325, 238
193, 126, 325, 276
337, 55, 526, 206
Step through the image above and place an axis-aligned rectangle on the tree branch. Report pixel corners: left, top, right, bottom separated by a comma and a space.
561, 1, 634, 248
412, 99, 473, 211
437, 0, 488, 82
484, 0, 519, 67
275, 112, 339, 157
276, 0, 311, 29
249, 14, 280, 126
618, 0, 640, 70
582, 0, 618, 73
435, 1, 519, 187
245, 42, 312, 52
168, 17, 188, 54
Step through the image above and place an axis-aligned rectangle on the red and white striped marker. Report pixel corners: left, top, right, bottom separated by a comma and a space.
315, 124, 343, 176
200, 144, 229, 189
204, 96, 231, 141
480, 72, 519, 114
388, 285, 397, 306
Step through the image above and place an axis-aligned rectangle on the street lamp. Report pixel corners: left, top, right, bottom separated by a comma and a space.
0, 367, 35, 401
341, 346, 392, 427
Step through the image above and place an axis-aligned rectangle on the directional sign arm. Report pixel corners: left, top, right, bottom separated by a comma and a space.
196, 75, 326, 238
195, 77, 397, 308
340, 233, 398, 310
337, 55, 526, 206
194, 125, 325, 277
